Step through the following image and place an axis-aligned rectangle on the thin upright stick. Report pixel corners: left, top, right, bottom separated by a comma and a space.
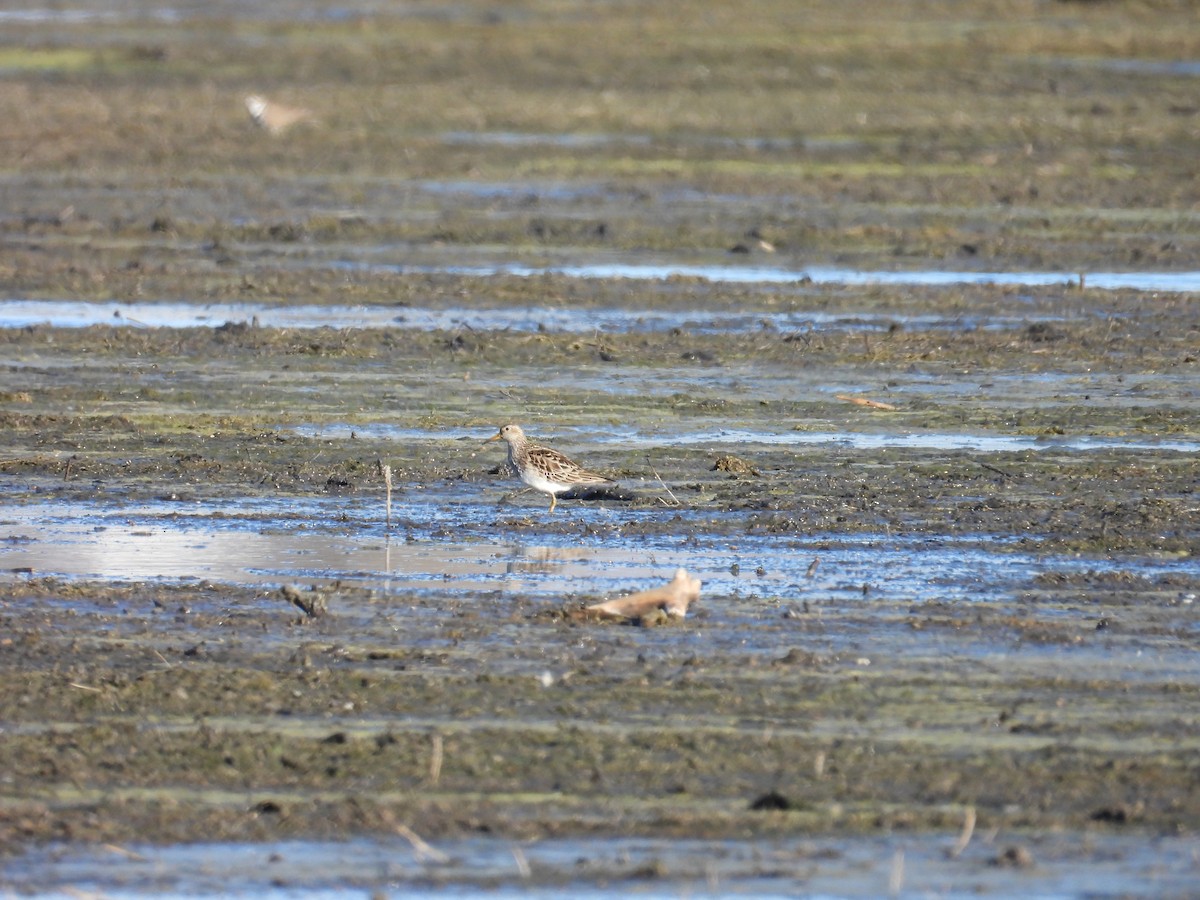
949, 806, 976, 858
648, 463, 680, 507
888, 849, 904, 896
379, 461, 394, 530
429, 732, 444, 785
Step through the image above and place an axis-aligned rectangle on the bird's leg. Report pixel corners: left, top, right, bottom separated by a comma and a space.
548, 494, 558, 513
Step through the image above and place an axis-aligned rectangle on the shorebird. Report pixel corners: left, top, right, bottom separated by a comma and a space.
244, 94, 314, 136
485, 424, 614, 513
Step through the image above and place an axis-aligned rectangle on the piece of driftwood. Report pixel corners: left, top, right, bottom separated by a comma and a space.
587, 568, 701, 621
835, 393, 897, 411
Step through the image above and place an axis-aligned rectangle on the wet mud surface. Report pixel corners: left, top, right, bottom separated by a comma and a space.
2, 0, 1199, 895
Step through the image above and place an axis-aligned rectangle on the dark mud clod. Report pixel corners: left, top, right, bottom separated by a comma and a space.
713, 454, 760, 477
749, 791, 793, 812
1025, 322, 1064, 343
774, 648, 822, 667
990, 846, 1035, 868
1091, 805, 1136, 824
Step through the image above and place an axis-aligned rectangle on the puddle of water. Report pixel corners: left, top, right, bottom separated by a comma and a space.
0, 299, 1020, 334
6, 832, 1198, 899
3, 494, 1196, 608
0, 496, 996, 601
13, 512, 1196, 685
0, 2, 444, 27
114, 234, 1194, 294
317, 253, 1200, 293
532, 260, 1200, 292
437, 131, 866, 154
0, 9, 119, 24
439, 131, 654, 150
5, 226, 1197, 293
288, 422, 1200, 455
663, 428, 1200, 454
414, 177, 612, 202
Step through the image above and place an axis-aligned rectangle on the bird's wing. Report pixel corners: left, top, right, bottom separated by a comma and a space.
528, 445, 612, 485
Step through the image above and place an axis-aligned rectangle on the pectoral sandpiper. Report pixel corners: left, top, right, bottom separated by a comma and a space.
485, 424, 614, 513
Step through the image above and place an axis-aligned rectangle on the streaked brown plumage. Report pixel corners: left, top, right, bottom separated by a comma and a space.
485, 424, 613, 512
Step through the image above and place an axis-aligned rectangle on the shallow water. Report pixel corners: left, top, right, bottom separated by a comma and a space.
289, 423, 1200, 455
3, 492, 1197, 608
6, 490, 1199, 696
324, 255, 1200, 293
0, 298, 1034, 334
0, 1, 419, 27
7, 832, 1200, 899
438, 130, 867, 154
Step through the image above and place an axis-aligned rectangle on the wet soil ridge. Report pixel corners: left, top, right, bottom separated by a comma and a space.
0, 563, 1198, 852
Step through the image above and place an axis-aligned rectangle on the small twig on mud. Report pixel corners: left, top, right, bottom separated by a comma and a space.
395, 823, 450, 864
102, 843, 148, 861
862, 333, 873, 359
648, 463, 680, 507
948, 806, 977, 858
429, 732, 444, 786
68, 682, 103, 693
979, 461, 1013, 479
114, 310, 150, 327
511, 845, 532, 879
152, 649, 172, 667
295, 450, 323, 479
805, 557, 820, 578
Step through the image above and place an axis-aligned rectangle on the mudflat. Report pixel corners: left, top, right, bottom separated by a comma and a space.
1, 0, 1198, 894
